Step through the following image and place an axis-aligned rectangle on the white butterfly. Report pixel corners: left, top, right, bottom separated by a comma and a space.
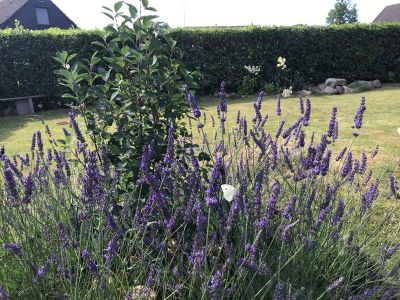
221, 184, 238, 202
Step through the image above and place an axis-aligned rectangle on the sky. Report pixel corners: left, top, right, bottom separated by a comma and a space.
52, 0, 400, 29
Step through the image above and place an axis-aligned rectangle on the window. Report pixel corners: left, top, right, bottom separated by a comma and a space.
35, 7, 49, 25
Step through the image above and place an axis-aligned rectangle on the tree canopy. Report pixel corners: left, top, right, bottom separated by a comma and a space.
326, 0, 358, 25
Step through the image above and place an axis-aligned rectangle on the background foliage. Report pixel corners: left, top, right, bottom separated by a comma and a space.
326, 0, 358, 25
2, 24, 400, 101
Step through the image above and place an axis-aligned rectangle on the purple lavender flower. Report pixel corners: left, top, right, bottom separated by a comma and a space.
62, 127, 71, 137
275, 119, 285, 139
303, 98, 311, 126
0, 286, 9, 300
340, 151, 352, 178
346, 231, 354, 247
209, 270, 223, 298
353, 97, 366, 129
218, 81, 228, 113
363, 170, 373, 186
276, 95, 281, 116
361, 180, 379, 214
36, 131, 44, 158
370, 147, 379, 161
80, 151, 103, 204
327, 107, 337, 138
320, 150, 331, 176
184, 85, 201, 118
22, 173, 35, 204
103, 237, 118, 263
299, 97, 304, 114
330, 200, 345, 226
282, 195, 297, 219
273, 282, 284, 300
140, 141, 155, 174
4, 243, 22, 256
359, 151, 367, 173
82, 249, 99, 278
389, 175, 398, 197
205, 156, 223, 206
69, 110, 86, 143
3, 166, 19, 206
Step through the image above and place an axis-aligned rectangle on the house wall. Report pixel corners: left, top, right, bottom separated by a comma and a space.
0, 0, 75, 29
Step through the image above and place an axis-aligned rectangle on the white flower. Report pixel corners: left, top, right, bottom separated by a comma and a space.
282, 86, 293, 98
244, 65, 261, 75
277, 56, 287, 70
221, 184, 237, 202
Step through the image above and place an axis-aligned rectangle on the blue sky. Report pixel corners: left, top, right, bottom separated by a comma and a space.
53, 0, 399, 29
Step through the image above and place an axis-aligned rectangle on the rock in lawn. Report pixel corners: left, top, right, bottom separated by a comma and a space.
335, 86, 344, 94
372, 79, 382, 88
342, 86, 354, 94
325, 78, 337, 87
335, 78, 347, 86
317, 83, 327, 91
299, 90, 312, 97
323, 86, 339, 95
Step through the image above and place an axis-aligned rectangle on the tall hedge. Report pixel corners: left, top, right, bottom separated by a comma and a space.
0, 28, 98, 108
172, 24, 400, 94
1, 24, 400, 104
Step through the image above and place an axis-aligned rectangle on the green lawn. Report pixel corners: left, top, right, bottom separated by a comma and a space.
0, 86, 399, 172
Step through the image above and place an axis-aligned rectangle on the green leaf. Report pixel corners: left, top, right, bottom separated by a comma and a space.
114, 1, 123, 12
102, 11, 115, 20
109, 145, 121, 155
127, 4, 138, 18
141, 0, 149, 8
121, 45, 130, 56
151, 55, 157, 66
111, 91, 119, 101
198, 152, 211, 162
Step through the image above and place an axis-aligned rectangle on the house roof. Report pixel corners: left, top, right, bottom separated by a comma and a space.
374, 3, 400, 23
0, 0, 29, 24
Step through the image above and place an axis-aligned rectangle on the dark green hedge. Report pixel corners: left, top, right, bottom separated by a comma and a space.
2, 24, 400, 104
0, 28, 99, 108
172, 24, 400, 94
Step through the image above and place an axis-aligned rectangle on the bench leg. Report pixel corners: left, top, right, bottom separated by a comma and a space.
15, 98, 34, 115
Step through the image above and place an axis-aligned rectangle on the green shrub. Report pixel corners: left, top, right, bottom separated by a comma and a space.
348, 80, 374, 92
54, 1, 199, 184
264, 82, 280, 95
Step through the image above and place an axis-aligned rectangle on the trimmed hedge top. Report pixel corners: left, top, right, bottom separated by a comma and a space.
1, 24, 400, 103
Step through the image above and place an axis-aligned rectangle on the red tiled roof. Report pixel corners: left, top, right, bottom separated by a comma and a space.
0, 0, 29, 24
374, 3, 400, 23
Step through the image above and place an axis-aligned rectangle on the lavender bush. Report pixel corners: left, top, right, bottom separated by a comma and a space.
0, 83, 399, 299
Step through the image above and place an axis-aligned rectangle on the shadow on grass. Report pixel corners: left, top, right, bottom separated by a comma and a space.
0, 109, 69, 154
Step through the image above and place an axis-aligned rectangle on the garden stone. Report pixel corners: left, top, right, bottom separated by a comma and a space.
335, 86, 344, 94
323, 86, 339, 95
372, 79, 382, 88
336, 78, 347, 86
343, 86, 353, 94
317, 83, 327, 91
325, 78, 337, 87
299, 90, 312, 97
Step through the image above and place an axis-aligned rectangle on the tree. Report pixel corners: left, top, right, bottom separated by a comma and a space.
326, 0, 358, 25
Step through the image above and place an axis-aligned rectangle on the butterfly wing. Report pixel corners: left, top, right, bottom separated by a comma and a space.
221, 184, 237, 202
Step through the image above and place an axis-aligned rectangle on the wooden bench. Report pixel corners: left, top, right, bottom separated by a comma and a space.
0, 95, 45, 116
